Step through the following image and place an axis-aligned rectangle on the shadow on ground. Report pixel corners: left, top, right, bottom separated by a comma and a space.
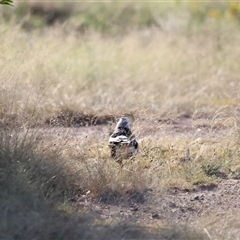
0, 129, 205, 239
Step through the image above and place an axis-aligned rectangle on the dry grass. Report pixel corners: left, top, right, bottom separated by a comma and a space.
0, 127, 208, 239
1, 17, 240, 123
1, 2, 240, 239
1, 125, 239, 239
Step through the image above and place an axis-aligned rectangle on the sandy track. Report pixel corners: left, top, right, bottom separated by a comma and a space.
34, 116, 230, 142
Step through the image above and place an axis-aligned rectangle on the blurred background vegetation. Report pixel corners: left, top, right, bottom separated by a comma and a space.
1, 1, 240, 122
1, 1, 240, 34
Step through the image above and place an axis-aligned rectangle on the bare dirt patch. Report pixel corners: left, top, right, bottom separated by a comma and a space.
71, 179, 240, 226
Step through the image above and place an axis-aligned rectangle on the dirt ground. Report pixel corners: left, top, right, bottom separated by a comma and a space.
72, 179, 240, 226
36, 116, 240, 229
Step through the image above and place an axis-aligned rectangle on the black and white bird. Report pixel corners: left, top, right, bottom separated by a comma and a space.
108, 117, 138, 159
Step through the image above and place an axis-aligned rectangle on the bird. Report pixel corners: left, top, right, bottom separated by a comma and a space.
108, 117, 138, 160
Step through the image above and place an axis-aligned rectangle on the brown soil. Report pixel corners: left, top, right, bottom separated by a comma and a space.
71, 179, 240, 225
